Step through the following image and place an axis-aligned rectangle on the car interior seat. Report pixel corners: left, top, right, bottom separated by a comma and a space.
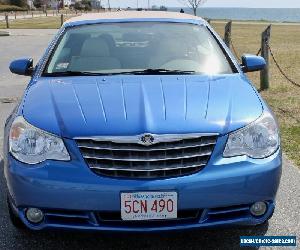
69, 37, 121, 72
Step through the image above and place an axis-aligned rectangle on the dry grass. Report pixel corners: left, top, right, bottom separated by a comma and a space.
0, 17, 299, 166
0, 16, 75, 29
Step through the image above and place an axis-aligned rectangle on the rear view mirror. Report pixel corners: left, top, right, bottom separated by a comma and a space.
241, 54, 266, 73
9, 58, 34, 76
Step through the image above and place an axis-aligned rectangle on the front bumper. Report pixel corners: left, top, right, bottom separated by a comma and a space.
4, 137, 282, 231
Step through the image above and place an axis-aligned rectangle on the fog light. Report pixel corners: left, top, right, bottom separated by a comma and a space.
250, 202, 267, 217
25, 208, 44, 224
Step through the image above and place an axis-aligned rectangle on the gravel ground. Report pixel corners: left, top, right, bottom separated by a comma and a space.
0, 29, 299, 250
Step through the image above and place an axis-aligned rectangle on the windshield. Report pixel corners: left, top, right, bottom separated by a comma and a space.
45, 22, 234, 75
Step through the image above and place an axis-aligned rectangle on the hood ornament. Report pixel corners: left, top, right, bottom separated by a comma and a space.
140, 134, 155, 146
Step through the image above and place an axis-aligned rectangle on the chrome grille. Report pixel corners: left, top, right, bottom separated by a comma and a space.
76, 134, 218, 178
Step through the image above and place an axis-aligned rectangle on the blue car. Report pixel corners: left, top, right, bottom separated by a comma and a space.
3, 12, 281, 232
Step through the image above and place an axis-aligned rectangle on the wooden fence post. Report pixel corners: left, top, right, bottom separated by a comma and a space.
5, 14, 9, 28
45, 10, 47, 17
32, 12, 34, 18
224, 20, 232, 48
14, 12, 17, 19
260, 25, 271, 90
61, 14, 64, 27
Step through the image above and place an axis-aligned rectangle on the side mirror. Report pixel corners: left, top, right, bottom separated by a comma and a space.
9, 58, 34, 76
241, 54, 266, 73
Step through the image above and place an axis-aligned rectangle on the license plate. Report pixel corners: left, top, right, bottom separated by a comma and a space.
121, 192, 177, 221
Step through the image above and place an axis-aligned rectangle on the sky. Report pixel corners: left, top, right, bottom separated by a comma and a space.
107, 0, 300, 8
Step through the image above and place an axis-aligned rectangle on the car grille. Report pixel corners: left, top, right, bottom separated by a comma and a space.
96, 209, 202, 227
76, 134, 218, 179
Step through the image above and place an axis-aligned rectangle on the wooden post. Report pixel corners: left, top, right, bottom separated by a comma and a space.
60, 14, 64, 27
45, 10, 47, 17
5, 14, 9, 28
260, 25, 271, 90
224, 20, 232, 48
32, 12, 34, 18
14, 12, 17, 19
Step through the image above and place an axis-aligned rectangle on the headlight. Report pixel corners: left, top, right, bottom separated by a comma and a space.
223, 112, 279, 159
9, 116, 70, 164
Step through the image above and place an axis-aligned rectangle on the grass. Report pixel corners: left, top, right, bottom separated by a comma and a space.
0, 17, 299, 167
0, 16, 75, 29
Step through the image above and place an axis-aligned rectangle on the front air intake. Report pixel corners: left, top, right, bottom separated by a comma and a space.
76, 133, 218, 179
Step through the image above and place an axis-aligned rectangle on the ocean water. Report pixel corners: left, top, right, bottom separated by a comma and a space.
169, 8, 300, 22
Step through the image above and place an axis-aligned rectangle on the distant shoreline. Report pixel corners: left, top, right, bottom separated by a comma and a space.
210, 20, 300, 25
170, 7, 300, 9
168, 7, 300, 23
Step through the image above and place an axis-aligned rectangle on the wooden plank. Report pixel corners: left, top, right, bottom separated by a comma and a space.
61, 14, 64, 27
5, 14, 9, 29
224, 20, 232, 48
260, 25, 272, 90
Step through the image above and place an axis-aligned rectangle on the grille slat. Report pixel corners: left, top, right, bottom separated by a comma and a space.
90, 163, 206, 172
76, 134, 217, 178
81, 151, 212, 162
77, 141, 216, 151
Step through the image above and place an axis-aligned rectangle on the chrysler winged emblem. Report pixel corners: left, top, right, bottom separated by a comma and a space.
140, 134, 155, 146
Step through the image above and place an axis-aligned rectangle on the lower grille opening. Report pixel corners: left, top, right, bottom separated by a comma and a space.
206, 204, 250, 222
27, 204, 258, 228
97, 209, 201, 227
44, 209, 92, 226
207, 210, 249, 221
46, 215, 90, 225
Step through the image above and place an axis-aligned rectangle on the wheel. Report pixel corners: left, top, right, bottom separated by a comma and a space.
7, 195, 26, 229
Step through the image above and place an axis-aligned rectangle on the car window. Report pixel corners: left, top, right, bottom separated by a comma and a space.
45, 22, 233, 75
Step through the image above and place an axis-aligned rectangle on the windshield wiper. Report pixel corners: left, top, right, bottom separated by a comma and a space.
43, 71, 108, 77
43, 69, 197, 77
114, 69, 197, 75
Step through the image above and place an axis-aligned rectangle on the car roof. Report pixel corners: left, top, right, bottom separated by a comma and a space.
65, 11, 206, 26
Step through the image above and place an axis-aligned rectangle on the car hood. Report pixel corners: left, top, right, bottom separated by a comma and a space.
22, 75, 262, 138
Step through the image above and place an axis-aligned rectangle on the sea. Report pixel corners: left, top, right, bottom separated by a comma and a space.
168, 8, 300, 23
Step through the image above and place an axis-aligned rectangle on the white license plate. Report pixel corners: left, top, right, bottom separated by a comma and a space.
121, 192, 177, 221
